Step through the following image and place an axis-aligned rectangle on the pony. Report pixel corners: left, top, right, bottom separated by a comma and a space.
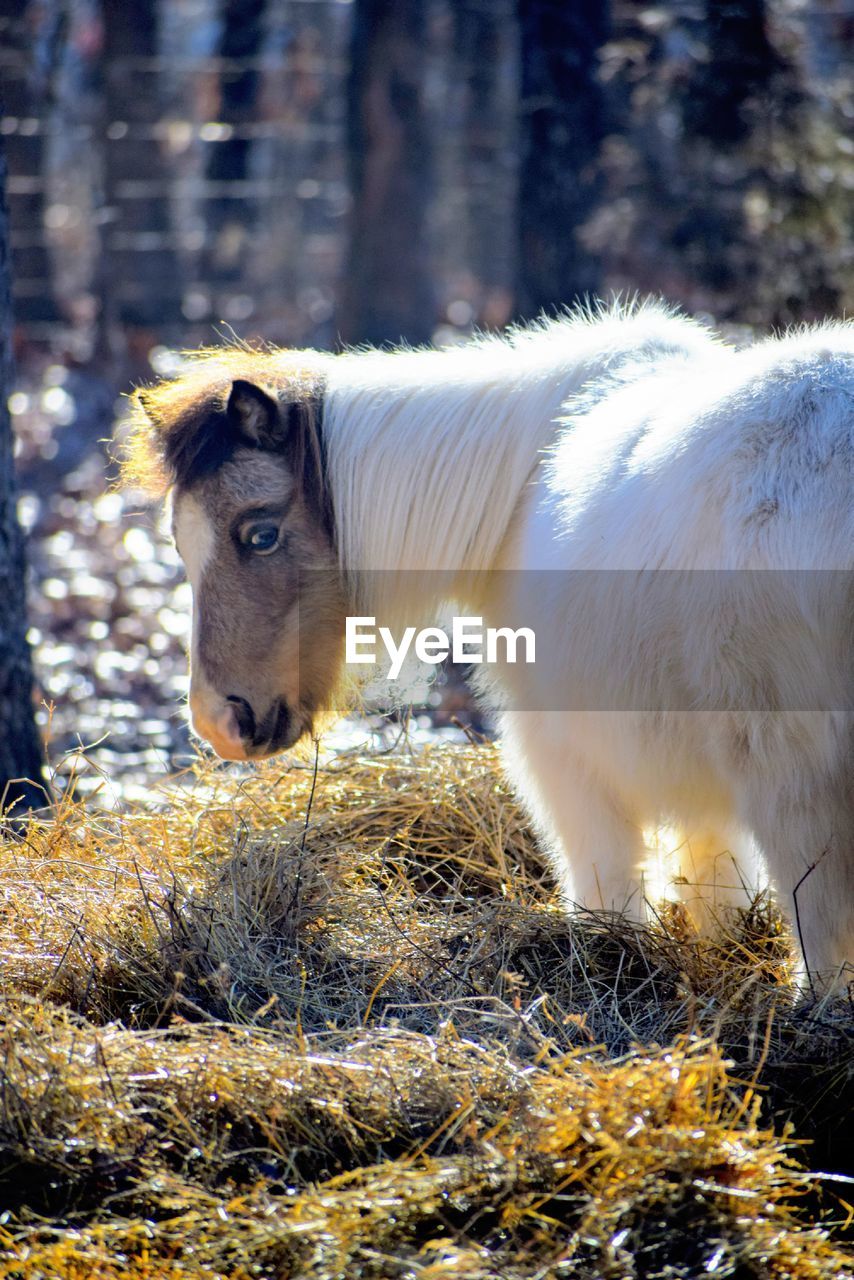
125, 301, 854, 993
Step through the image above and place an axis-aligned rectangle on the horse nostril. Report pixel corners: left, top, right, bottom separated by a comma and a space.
270, 697, 290, 748
226, 695, 256, 741
249, 697, 291, 750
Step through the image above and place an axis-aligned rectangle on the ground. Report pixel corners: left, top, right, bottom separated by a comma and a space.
0, 744, 851, 1279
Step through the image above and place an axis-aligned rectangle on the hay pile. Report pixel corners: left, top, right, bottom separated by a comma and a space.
0, 742, 851, 1279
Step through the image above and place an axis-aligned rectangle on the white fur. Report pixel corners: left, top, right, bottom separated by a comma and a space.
173, 492, 215, 677
173, 492, 215, 587
319, 302, 853, 990
323, 303, 717, 629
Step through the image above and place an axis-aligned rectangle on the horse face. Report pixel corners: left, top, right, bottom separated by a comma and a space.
172, 412, 345, 761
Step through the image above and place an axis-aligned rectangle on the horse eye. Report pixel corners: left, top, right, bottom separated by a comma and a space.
243, 522, 280, 555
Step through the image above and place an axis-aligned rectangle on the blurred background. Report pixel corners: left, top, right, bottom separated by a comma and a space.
1, 0, 852, 800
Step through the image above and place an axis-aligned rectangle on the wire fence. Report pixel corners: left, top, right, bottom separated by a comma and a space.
2, 0, 852, 369
1, 0, 519, 368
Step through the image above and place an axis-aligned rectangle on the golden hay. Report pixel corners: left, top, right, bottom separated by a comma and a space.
0, 741, 851, 1278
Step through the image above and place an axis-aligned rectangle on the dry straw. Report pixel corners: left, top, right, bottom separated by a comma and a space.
0, 741, 850, 1278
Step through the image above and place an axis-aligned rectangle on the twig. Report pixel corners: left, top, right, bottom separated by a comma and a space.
792, 846, 830, 1001
289, 735, 321, 916
300, 736, 321, 855
376, 838, 479, 997
45, 916, 84, 995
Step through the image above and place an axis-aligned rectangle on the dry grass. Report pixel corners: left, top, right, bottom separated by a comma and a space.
0, 741, 851, 1278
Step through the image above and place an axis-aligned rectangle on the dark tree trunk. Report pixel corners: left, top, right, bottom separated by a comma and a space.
0, 2, 65, 328
202, 0, 266, 290
451, 0, 516, 325
98, 0, 185, 358
0, 138, 49, 813
687, 0, 783, 143
515, 0, 610, 320
338, 0, 435, 347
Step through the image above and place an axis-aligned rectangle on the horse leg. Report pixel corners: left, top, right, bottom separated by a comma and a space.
744, 771, 854, 993
501, 717, 648, 918
558, 776, 650, 918
670, 828, 760, 934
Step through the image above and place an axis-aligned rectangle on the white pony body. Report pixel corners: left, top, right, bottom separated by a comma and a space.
320, 303, 853, 989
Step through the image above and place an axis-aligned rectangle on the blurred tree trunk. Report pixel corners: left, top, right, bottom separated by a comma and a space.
687, 0, 783, 143
0, 139, 49, 813
339, 0, 435, 347
515, 0, 610, 320
97, 0, 185, 363
452, 0, 515, 326
0, 1, 66, 328
203, 0, 266, 291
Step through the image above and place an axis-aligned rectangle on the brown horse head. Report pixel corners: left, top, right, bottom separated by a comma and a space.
126, 352, 347, 760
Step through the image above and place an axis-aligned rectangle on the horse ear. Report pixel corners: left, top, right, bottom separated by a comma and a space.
227, 379, 280, 448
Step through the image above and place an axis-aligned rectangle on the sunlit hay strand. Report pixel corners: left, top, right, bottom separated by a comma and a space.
0, 743, 845, 1076
174, 740, 551, 899
0, 741, 850, 1277
0, 741, 547, 1025
0, 1012, 849, 1279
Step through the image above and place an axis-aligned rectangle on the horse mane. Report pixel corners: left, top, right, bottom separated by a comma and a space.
319, 300, 717, 622
123, 303, 718, 614
122, 345, 330, 498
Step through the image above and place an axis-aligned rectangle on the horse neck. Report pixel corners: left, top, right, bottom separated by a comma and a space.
322, 339, 572, 627
322, 309, 712, 628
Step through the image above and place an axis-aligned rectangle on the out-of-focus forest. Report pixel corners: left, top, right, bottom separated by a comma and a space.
1, 0, 853, 798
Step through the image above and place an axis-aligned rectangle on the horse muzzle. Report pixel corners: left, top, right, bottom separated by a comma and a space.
232, 694, 303, 757
190, 692, 303, 760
